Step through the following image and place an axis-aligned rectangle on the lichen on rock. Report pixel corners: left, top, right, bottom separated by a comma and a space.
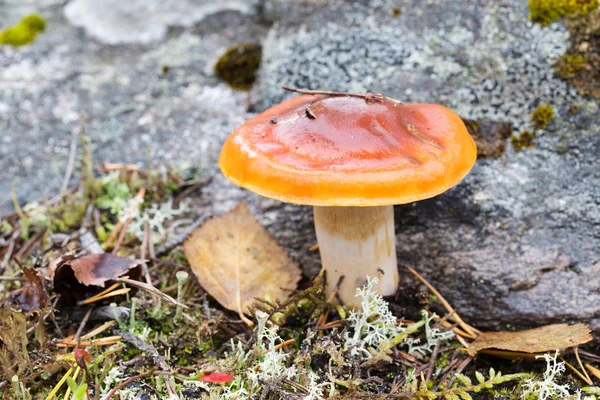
553, 8, 600, 98
528, 0, 598, 25
511, 130, 536, 152
531, 104, 555, 129
0, 14, 46, 47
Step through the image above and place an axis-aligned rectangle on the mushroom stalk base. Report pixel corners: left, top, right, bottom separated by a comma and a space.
313, 205, 399, 308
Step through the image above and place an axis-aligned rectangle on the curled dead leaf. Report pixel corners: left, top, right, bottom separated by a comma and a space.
184, 202, 301, 324
467, 323, 593, 357
53, 253, 143, 303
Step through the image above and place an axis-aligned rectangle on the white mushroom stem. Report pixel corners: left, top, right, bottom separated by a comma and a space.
313, 205, 399, 308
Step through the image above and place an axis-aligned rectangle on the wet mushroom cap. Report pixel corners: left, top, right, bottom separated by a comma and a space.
219, 95, 477, 206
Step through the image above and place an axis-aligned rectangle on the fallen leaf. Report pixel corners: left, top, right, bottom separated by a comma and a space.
11, 268, 48, 312
53, 253, 143, 303
69, 253, 143, 286
199, 372, 234, 383
467, 323, 593, 357
184, 202, 301, 323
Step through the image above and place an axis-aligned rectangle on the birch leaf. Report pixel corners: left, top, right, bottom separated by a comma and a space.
184, 201, 301, 325
467, 323, 592, 356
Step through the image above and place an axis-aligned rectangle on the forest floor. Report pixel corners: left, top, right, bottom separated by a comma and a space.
1, 146, 600, 400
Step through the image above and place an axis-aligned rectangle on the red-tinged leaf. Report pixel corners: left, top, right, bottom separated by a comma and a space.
199, 372, 234, 383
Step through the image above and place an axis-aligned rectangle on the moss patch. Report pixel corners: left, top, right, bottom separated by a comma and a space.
0, 14, 46, 47
531, 104, 555, 129
511, 130, 536, 152
214, 43, 262, 91
529, 0, 598, 25
553, 8, 600, 98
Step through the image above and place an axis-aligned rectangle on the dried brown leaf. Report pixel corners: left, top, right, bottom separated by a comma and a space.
11, 268, 48, 312
66, 253, 143, 287
467, 323, 593, 357
184, 202, 301, 322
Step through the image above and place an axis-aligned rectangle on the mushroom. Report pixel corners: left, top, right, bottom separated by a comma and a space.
219, 91, 477, 307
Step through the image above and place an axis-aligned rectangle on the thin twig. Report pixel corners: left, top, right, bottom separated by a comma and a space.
408, 267, 477, 338
574, 347, 593, 384
73, 306, 94, 340
0, 228, 20, 274
112, 218, 133, 254
103, 367, 156, 400
274, 338, 295, 351
60, 128, 79, 196
425, 344, 440, 382
116, 277, 187, 308
281, 85, 391, 104
446, 356, 473, 388
562, 356, 593, 385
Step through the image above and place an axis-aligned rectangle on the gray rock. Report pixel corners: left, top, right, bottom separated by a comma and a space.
2, 0, 600, 331
248, 0, 600, 330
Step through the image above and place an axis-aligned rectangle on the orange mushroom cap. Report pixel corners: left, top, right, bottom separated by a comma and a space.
219, 94, 477, 206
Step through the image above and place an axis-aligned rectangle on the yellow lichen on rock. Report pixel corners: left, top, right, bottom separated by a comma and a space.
0, 14, 46, 47
529, 0, 598, 25
531, 104, 555, 129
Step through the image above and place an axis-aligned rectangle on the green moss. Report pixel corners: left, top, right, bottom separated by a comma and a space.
48, 198, 87, 232
214, 43, 262, 91
0, 14, 46, 47
554, 54, 587, 79
21, 15, 46, 32
529, 0, 598, 25
531, 104, 555, 129
511, 130, 536, 152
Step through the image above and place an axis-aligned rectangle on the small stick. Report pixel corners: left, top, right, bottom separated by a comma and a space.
308, 244, 319, 251
0, 229, 19, 273
408, 267, 477, 338
585, 364, 600, 380
148, 227, 156, 260
106, 188, 145, 246
446, 356, 473, 388
282, 85, 390, 104
574, 347, 592, 384
60, 128, 79, 196
57, 336, 121, 348
112, 218, 133, 254
562, 356, 592, 385
80, 321, 116, 340
100, 162, 140, 172
116, 277, 187, 308
274, 338, 295, 351
425, 344, 440, 382
0, 275, 24, 281
327, 275, 345, 303
141, 220, 149, 260
77, 288, 131, 305
103, 367, 156, 400
73, 306, 94, 340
